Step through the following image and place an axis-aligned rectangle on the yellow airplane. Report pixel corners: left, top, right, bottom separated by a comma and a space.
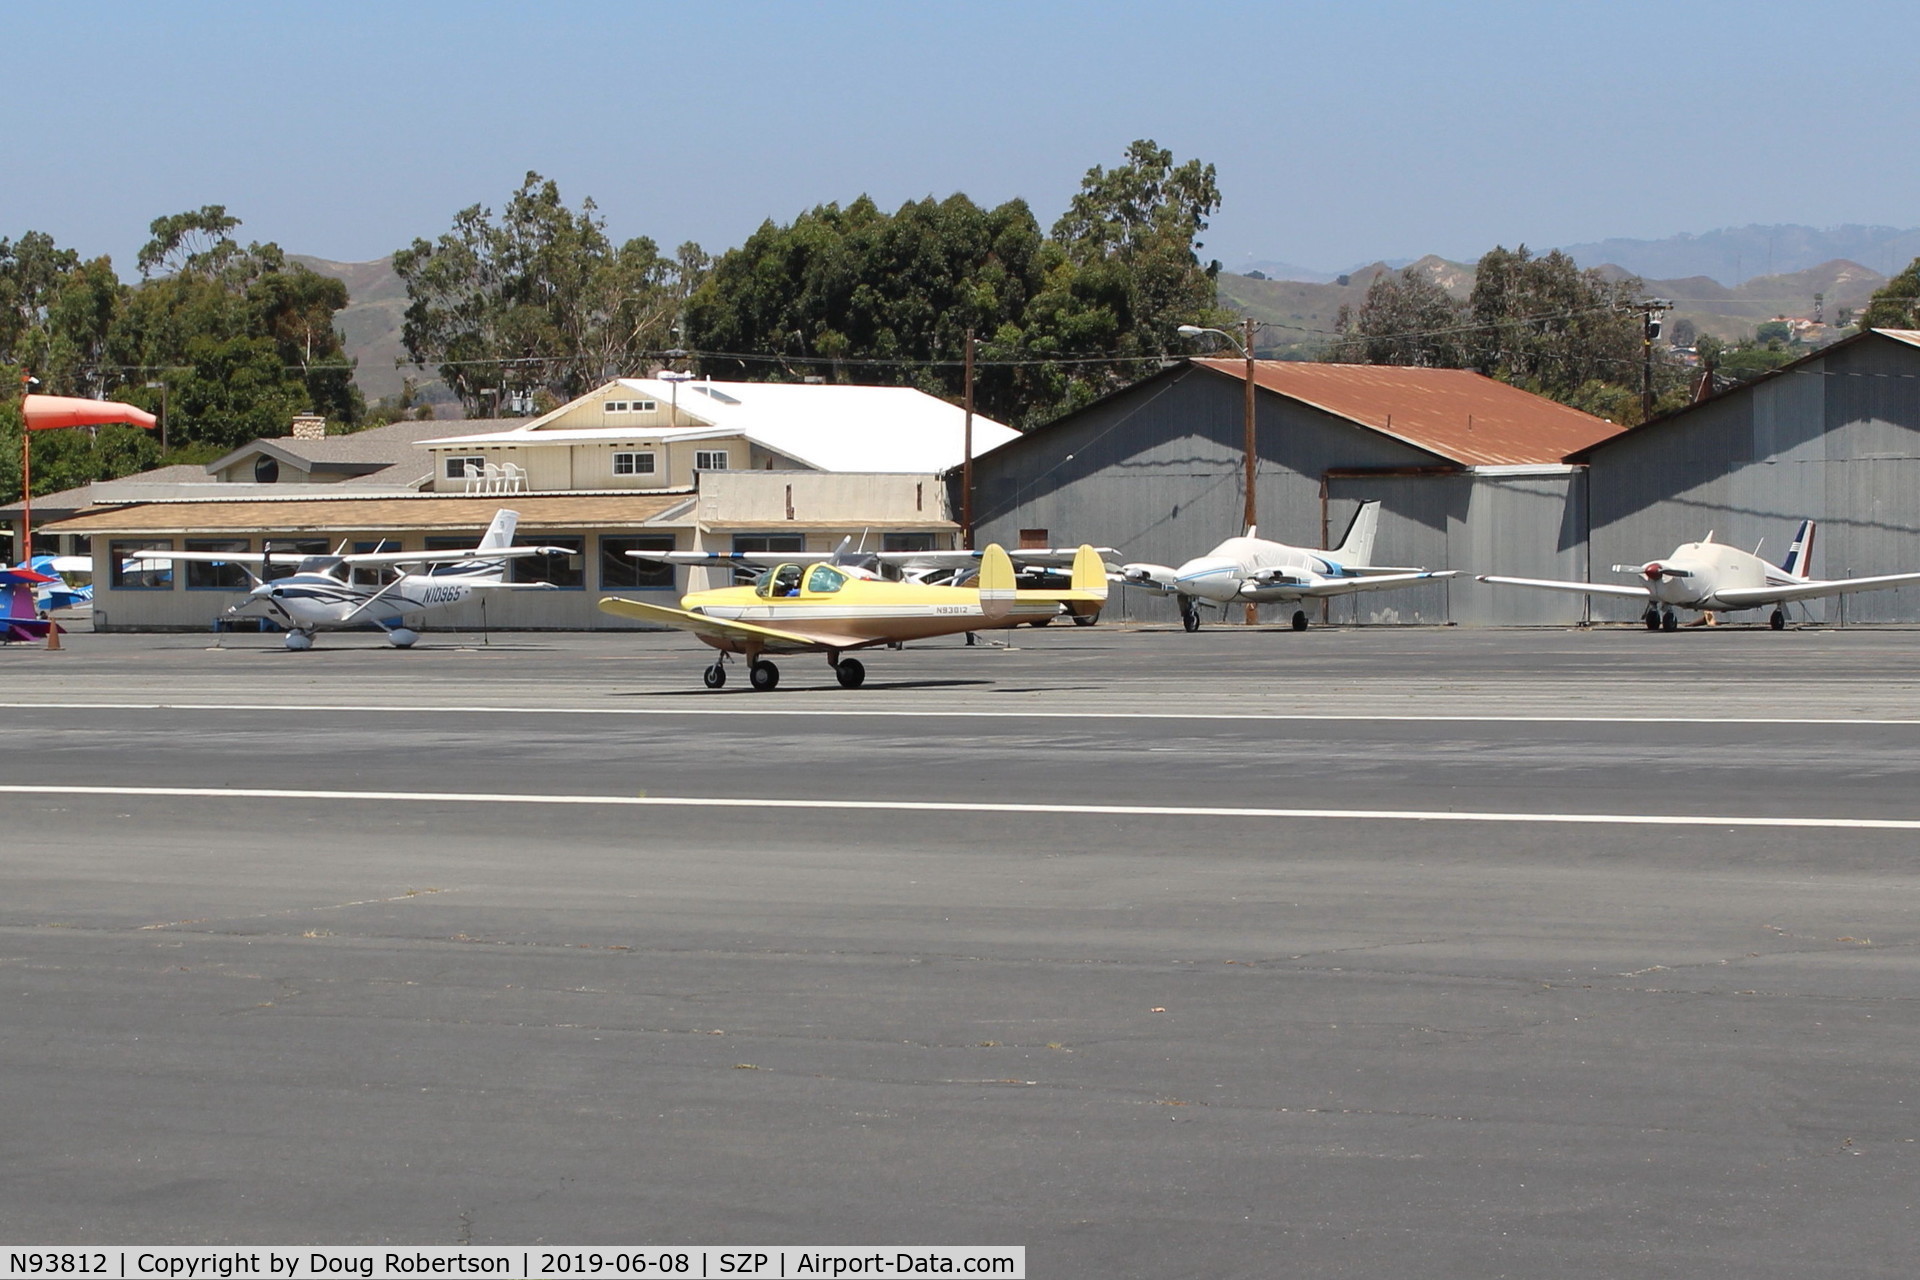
599, 543, 1108, 690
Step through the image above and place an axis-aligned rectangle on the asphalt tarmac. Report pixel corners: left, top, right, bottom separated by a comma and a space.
4, 623, 1920, 1277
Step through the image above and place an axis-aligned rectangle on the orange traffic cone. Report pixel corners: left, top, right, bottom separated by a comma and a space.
44, 622, 61, 651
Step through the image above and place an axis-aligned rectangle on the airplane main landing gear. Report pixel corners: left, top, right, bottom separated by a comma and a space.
834, 657, 866, 689
1072, 610, 1099, 627
1661, 610, 1679, 632
1179, 599, 1201, 632
749, 659, 781, 691
1291, 610, 1309, 632
1770, 608, 1787, 631
284, 630, 314, 651
386, 627, 419, 649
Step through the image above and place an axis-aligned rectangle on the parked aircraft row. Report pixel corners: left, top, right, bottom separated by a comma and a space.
16, 507, 1920, 698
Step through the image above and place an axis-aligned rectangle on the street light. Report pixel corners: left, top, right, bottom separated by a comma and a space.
1178, 318, 1260, 623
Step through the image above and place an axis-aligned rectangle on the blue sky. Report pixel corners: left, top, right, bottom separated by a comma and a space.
8, 0, 1917, 275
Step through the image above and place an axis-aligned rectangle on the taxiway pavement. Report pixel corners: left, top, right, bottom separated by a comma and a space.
4, 626, 1919, 1277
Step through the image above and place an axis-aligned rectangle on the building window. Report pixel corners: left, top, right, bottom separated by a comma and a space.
696, 449, 730, 471
605, 401, 627, 413
601, 535, 676, 590
604, 400, 657, 413
253, 455, 280, 483
612, 451, 656, 476
111, 539, 174, 590
444, 456, 485, 480
883, 532, 938, 552
511, 535, 585, 588
185, 539, 252, 590
732, 532, 805, 583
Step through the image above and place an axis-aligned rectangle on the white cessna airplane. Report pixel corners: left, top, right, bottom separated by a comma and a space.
1478, 520, 1920, 631
129, 509, 567, 649
1117, 500, 1457, 631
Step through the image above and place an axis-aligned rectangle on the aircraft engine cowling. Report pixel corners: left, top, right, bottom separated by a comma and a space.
1120, 563, 1179, 592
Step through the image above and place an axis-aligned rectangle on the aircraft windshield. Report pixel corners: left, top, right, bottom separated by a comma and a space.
806, 565, 848, 594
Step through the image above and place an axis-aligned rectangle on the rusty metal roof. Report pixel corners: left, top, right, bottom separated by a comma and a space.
1195, 359, 1623, 466
44, 493, 691, 536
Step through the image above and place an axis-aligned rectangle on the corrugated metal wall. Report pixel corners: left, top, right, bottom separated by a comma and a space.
1590, 333, 1920, 624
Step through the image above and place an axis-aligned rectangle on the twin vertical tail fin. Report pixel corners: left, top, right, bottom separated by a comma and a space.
978, 544, 1017, 620
1331, 500, 1381, 567
1779, 519, 1816, 580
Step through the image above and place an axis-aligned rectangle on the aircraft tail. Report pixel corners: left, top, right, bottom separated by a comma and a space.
1071, 545, 1109, 600
480, 509, 520, 551
1779, 519, 1816, 579
1330, 500, 1381, 567
978, 544, 1017, 620
1, 568, 58, 642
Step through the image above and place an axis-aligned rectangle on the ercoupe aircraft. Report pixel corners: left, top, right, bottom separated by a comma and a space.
1478, 520, 1920, 630
127, 509, 567, 649
633, 539, 1118, 621
1118, 500, 1457, 631
599, 543, 1108, 690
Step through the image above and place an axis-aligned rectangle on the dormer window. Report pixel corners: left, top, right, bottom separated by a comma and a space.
604, 400, 658, 413
253, 455, 280, 483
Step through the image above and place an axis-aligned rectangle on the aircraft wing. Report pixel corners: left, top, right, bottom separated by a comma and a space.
597, 597, 846, 651
1477, 574, 1652, 600
1271, 570, 1459, 599
344, 546, 572, 565
122, 549, 265, 564
1715, 571, 1920, 608
883, 547, 1118, 570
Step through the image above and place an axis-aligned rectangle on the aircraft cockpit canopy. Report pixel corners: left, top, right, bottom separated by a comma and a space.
805, 565, 849, 594
755, 564, 805, 598
297, 556, 350, 581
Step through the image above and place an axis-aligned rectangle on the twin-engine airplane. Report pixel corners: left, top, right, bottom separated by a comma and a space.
599, 543, 1108, 690
128, 509, 567, 649
1478, 520, 1920, 630
1118, 500, 1456, 631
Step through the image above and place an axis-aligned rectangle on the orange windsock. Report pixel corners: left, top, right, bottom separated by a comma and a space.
22, 394, 158, 431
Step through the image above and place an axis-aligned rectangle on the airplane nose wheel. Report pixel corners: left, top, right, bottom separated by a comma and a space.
749, 659, 781, 691
1661, 610, 1679, 632
834, 657, 866, 689
1179, 600, 1200, 632
1291, 610, 1309, 631
702, 662, 727, 689
1770, 608, 1786, 630
1643, 606, 1661, 631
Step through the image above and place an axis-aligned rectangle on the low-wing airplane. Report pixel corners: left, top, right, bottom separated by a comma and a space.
1, 566, 61, 643
599, 543, 1108, 690
1117, 500, 1457, 631
127, 509, 568, 649
1478, 520, 1920, 631
633, 541, 1117, 623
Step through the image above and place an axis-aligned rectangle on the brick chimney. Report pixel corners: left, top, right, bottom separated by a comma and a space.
289, 413, 326, 440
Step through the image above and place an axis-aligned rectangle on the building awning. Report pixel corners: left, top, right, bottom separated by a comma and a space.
44, 493, 693, 536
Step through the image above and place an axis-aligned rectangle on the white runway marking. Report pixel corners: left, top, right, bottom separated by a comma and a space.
0, 700, 1915, 727
3, 783, 1917, 831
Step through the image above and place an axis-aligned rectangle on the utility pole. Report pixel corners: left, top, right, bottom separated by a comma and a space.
1241, 315, 1258, 626
962, 330, 975, 550
1626, 299, 1671, 423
